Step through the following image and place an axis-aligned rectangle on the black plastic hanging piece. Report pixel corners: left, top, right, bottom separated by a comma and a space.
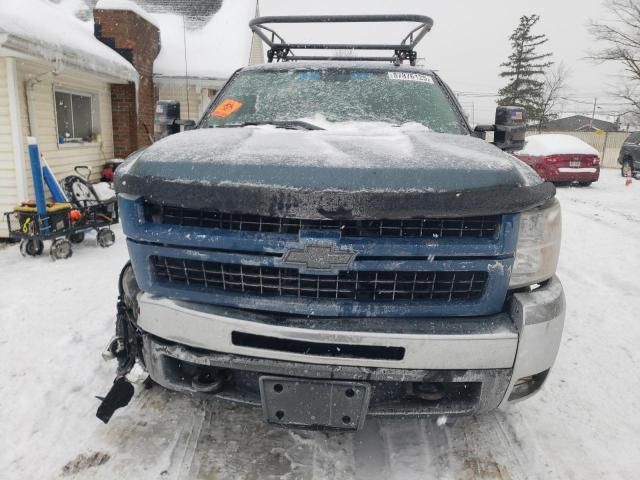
96, 262, 142, 424
96, 377, 135, 424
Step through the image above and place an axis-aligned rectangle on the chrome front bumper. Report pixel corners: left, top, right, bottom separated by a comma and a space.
137, 276, 565, 412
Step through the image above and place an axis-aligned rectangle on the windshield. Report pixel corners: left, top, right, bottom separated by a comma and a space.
202, 69, 468, 134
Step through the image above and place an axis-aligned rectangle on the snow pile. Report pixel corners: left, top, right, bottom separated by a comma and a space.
94, 0, 159, 28
152, 0, 256, 79
0, 0, 137, 81
519, 134, 600, 157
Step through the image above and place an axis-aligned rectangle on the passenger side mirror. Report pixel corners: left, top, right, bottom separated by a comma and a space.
474, 107, 527, 152
473, 124, 493, 140
493, 106, 526, 152
154, 101, 181, 140
154, 102, 197, 140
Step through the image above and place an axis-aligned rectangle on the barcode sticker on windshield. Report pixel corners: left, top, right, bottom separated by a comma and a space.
388, 72, 434, 84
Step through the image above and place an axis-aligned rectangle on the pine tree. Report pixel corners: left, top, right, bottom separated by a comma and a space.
498, 15, 553, 123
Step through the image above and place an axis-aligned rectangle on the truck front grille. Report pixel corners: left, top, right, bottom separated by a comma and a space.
145, 203, 499, 239
151, 256, 488, 303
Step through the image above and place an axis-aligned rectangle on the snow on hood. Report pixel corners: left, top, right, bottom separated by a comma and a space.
121, 124, 542, 193
0, 0, 137, 81
518, 134, 600, 157
152, 0, 256, 79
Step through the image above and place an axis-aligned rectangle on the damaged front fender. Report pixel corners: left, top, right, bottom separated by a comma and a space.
95, 262, 145, 424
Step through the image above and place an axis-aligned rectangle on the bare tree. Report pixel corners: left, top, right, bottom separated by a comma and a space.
590, 0, 640, 120
618, 85, 640, 119
537, 63, 570, 130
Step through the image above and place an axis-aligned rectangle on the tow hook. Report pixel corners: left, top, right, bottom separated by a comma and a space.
413, 382, 446, 401
191, 370, 230, 394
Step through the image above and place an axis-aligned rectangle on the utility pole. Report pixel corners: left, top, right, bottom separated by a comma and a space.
590, 98, 597, 128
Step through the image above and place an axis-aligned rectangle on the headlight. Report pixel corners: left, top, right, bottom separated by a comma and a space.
510, 199, 562, 288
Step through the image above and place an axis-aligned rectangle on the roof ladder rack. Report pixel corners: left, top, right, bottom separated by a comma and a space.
249, 15, 434, 66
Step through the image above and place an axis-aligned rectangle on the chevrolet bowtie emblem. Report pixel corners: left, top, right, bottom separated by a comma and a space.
281, 244, 357, 274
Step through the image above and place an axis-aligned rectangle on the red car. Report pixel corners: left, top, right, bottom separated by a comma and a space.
515, 134, 600, 186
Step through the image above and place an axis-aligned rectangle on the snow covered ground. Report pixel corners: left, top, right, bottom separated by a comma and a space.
1, 169, 638, 479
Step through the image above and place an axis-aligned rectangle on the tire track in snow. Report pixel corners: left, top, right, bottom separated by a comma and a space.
454, 416, 516, 480
560, 195, 639, 227
171, 405, 207, 480
378, 419, 432, 478
353, 420, 392, 480
354, 415, 526, 480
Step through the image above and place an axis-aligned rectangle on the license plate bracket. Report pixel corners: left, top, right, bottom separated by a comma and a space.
259, 376, 371, 431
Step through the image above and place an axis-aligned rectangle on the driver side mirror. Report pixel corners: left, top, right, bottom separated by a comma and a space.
474, 106, 527, 152
175, 119, 197, 130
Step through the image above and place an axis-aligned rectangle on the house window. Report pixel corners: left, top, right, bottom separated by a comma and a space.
55, 91, 97, 143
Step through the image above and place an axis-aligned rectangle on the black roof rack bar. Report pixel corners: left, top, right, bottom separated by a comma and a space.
288, 56, 399, 62
249, 15, 434, 66
274, 43, 416, 50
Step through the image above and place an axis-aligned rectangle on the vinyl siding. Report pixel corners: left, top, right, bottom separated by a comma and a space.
0, 57, 17, 238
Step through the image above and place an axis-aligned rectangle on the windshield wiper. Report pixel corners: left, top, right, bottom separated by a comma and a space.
213, 120, 325, 131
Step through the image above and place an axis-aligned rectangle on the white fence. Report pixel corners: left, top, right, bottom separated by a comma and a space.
526, 130, 629, 169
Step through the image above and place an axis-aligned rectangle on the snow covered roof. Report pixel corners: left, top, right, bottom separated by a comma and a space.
519, 134, 600, 157
151, 0, 258, 81
80, 0, 258, 81
121, 0, 223, 29
0, 0, 257, 84
94, 0, 159, 28
81, 0, 224, 28
0, 0, 138, 83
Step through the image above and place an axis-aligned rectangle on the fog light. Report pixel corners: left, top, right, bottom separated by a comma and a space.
191, 370, 227, 394
508, 370, 549, 401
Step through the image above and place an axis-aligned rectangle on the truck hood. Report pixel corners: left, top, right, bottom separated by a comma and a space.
116, 125, 555, 219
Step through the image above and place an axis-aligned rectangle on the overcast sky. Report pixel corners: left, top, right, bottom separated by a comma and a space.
260, 0, 626, 124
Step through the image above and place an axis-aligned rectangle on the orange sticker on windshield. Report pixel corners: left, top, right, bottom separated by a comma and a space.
212, 99, 243, 118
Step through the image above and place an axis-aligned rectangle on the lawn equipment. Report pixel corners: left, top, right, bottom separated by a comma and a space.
4, 138, 119, 260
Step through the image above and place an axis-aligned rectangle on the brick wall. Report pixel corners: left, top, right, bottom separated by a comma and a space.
94, 9, 160, 156
110, 83, 137, 158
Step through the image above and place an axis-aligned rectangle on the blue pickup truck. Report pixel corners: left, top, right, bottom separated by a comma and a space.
98, 16, 565, 431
